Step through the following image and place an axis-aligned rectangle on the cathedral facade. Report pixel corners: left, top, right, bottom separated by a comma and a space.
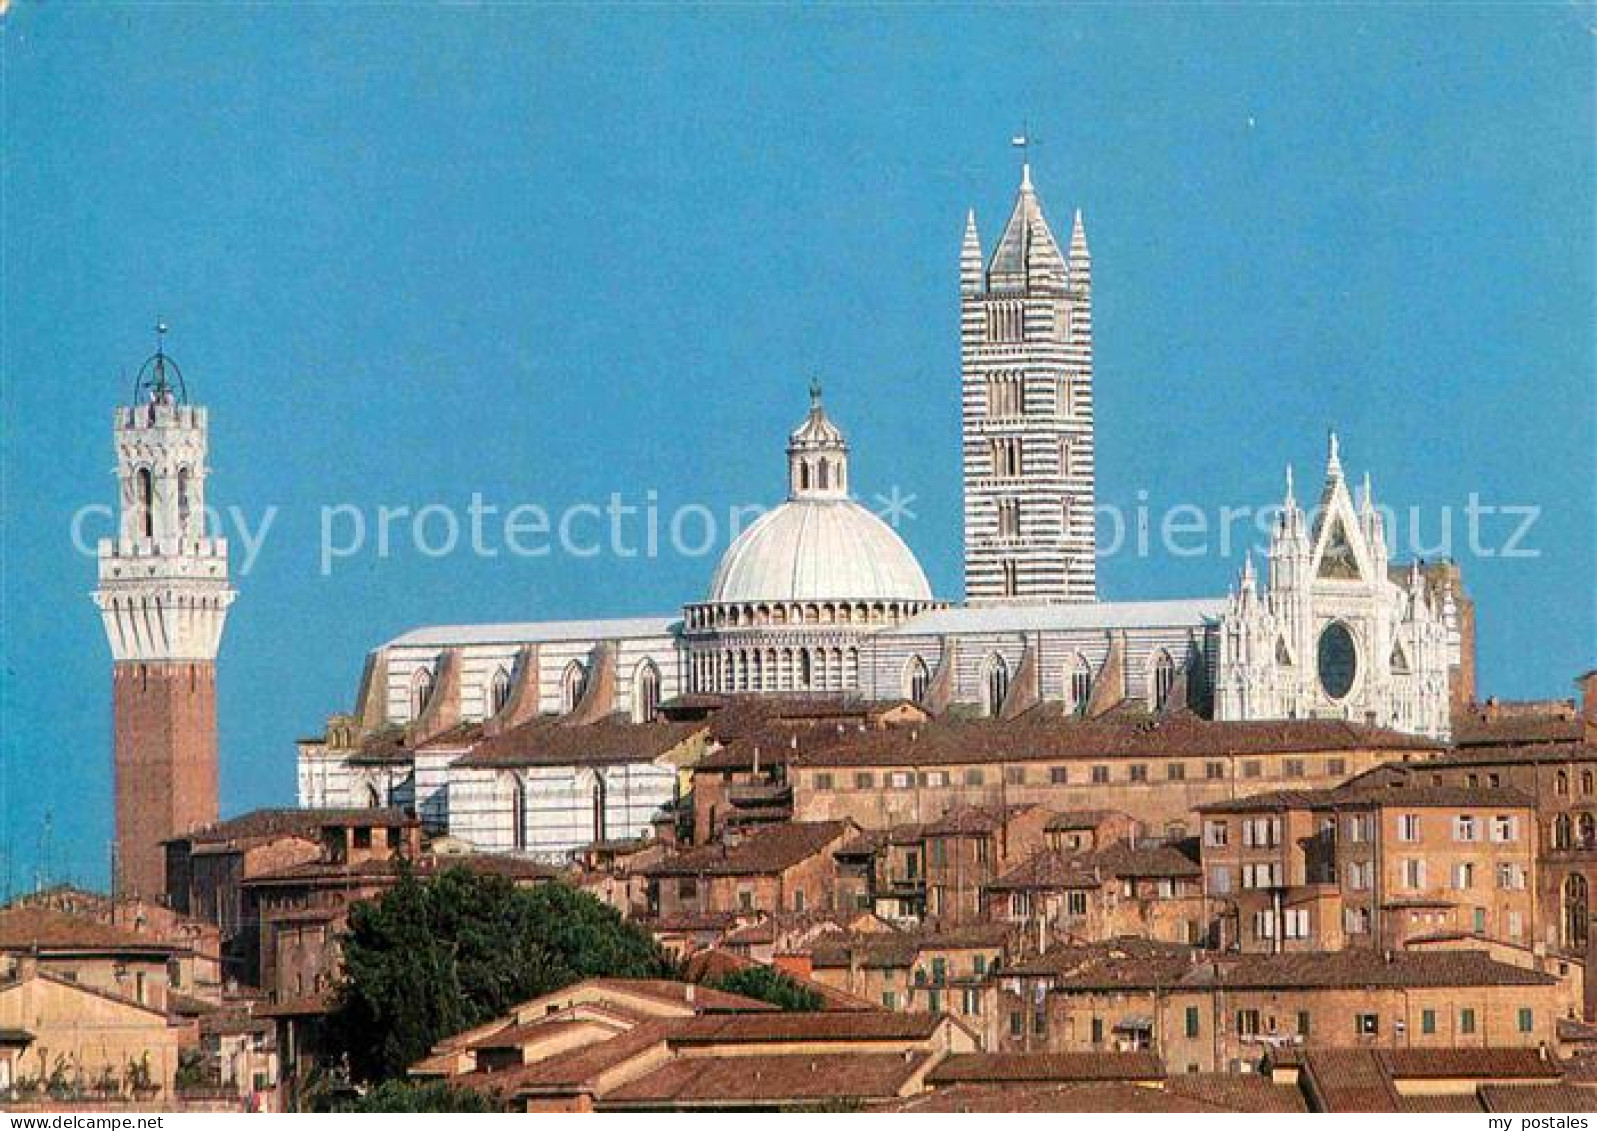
288, 163, 1468, 858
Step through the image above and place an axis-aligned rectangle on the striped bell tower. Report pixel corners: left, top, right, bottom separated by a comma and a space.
961, 161, 1095, 603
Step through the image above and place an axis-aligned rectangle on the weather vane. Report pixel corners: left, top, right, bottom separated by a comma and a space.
1011, 121, 1040, 167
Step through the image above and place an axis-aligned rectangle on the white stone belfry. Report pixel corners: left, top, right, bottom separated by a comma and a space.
962, 163, 1095, 603
1215, 434, 1453, 738
94, 339, 235, 661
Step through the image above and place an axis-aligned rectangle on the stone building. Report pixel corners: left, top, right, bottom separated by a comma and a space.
999, 941, 1571, 1073
642, 820, 856, 919
1198, 784, 1538, 954
94, 334, 235, 898
0, 959, 195, 1101
779, 714, 1443, 836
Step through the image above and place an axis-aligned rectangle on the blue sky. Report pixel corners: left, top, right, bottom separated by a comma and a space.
2, 5, 1592, 891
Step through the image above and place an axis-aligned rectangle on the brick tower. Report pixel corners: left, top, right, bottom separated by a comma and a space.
94, 328, 234, 899
961, 160, 1095, 603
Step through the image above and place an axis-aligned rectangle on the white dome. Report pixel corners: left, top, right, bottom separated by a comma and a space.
707, 498, 934, 605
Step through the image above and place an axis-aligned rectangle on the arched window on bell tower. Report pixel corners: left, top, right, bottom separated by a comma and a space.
176, 467, 192, 539
137, 468, 154, 539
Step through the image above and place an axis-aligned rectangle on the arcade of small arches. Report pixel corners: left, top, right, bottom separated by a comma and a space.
682, 598, 939, 632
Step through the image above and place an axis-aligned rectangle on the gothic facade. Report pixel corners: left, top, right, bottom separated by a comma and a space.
1214, 437, 1456, 739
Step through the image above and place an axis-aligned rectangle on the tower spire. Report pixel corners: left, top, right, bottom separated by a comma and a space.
960, 209, 983, 295
1069, 209, 1089, 260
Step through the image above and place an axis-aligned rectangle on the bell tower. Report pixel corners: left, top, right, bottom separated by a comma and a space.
94, 326, 235, 898
961, 159, 1096, 603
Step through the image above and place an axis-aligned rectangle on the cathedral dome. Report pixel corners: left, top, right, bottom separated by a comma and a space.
704, 385, 934, 606
707, 497, 933, 605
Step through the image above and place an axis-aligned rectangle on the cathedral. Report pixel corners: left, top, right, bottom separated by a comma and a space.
93, 164, 1470, 874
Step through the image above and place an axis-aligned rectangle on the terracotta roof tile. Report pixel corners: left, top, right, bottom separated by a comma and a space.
1165, 1072, 1309, 1113
1046, 809, 1126, 831
786, 714, 1441, 770
890, 1081, 1227, 1113
1481, 1083, 1597, 1112
928, 1052, 1164, 1085
644, 822, 853, 878
600, 1051, 930, 1107
0, 907, 184, 954
174, 807, 414, 847
1374, 1048, 1561, 1080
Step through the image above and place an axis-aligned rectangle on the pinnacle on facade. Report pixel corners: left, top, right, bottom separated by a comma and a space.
960, 209, 984, 295
1326, 430, 1343, 481
1069, 208, 1090, 262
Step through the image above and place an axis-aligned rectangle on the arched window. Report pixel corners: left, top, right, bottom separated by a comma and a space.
1151, 651, 1177, 712
633, 661, 661, 723
1580, 813, 1595, 849
799, 650, 813, 689
561, 661, 587, 714
176, 468, 192, 537
410, 667, 435, 719
591, 775, 608, 843
488, 667, 512, 716
983, 654, 1010, 718
1068, 654, 1093, 715
1558, 771, 1571, 796
510, 776, 528, 852
1584, 772, 1594, 796
1556, 813, 1574, 851
1001, 560, 1019, 597
1565, 873, 1590, 949
136, 468, 154, 539
997, 499, 1020, 539
905, 656, 931, 705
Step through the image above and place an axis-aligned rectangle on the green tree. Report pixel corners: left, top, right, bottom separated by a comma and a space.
705, 965, 824, 1012
326, 867, 674, 1082
338, 1079, 502, 1113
